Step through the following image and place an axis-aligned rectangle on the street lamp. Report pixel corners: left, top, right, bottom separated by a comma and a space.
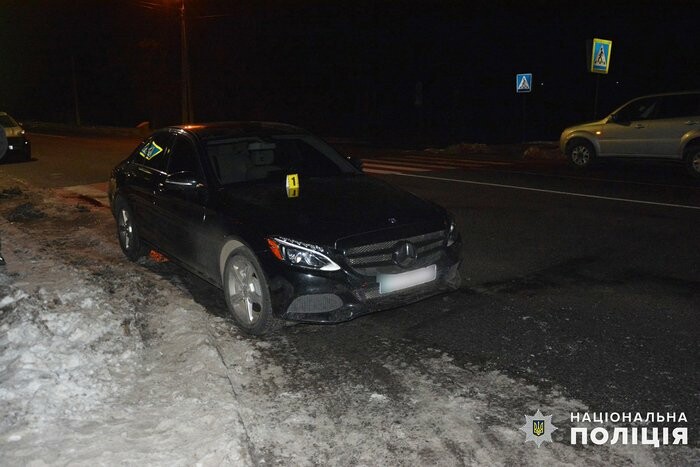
180, 0, 193, 123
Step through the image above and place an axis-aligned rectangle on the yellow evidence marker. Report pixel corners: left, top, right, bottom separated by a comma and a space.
286, 173, 300, 198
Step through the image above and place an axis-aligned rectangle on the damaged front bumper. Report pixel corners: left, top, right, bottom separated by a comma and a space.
261, 247, 461, 324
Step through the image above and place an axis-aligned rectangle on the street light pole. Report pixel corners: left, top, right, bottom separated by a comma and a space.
180, 0, 193, 123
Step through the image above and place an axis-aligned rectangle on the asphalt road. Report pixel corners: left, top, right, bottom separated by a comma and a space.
3, 132, 699, 444
0, 133, 139, 188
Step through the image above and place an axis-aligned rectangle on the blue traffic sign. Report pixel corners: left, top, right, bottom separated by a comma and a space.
591, 38, 612, 74
516, 73, 532, 93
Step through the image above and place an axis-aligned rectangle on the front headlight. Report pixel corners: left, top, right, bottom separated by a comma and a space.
266, 237, 341, 271
446, 219, 458, 247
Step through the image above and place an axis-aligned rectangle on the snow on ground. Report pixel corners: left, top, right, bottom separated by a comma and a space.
0, 185, 251, 465
0, 179, 691, 465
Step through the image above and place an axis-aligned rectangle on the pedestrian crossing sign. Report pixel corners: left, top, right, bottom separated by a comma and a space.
516, 73, 532, 93
591, 38, 612, 74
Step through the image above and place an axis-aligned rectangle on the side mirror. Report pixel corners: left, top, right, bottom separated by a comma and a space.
608, 113, 630, 126
346, 156, 364, 172
164, 171, 204, 190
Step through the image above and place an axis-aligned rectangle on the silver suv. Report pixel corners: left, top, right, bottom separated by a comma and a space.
560, 91, 700, 178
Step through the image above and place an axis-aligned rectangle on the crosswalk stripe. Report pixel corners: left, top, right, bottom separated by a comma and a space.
361, 162, 432, 172
362, 168, 405, 175
360, 153, 519, 175
393, 154, 514, 166
367, 156, 487, 169
361, 159, 459, 170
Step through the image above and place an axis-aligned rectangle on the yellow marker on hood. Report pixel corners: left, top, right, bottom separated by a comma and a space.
286, 173, 300, 198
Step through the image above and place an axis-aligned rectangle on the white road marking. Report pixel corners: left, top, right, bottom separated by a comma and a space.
361, 162, 432, 172
368, 156, 494, 167
361, 155, 502, 174
397, 154, 514, 166
480, 168, 700, 190
396, 173, 700, 210
362, 168, 405, 175
370, 154, 700, 190
362, 159, 460, 169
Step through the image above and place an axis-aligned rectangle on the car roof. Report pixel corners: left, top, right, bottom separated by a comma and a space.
167, 121, 310, 141
0, 112, 18, 122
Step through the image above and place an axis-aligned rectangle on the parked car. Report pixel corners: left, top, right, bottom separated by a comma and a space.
108, 122, 462, 335
0, 112, 31, 162
560, 91, 700, 177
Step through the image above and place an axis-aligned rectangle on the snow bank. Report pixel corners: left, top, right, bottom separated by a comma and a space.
0, 192, 252, 465
0, 261, 142, 452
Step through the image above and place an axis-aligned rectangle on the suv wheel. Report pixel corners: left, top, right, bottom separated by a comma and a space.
684, 145, 700, 179
567, 140, 596, 168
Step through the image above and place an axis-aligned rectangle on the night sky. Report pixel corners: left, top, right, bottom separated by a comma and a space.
1, 0, 698, 143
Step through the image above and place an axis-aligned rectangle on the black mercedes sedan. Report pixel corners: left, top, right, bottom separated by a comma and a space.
109, 122, 461, 335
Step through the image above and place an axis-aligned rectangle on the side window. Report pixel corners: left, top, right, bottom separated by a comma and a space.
167, 135, 202, 177
657, 94, 700, 119
135, 132, 172, 172
616, 97, 659, 122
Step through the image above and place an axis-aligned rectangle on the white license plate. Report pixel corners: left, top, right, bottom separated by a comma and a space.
378, 264, 437, 294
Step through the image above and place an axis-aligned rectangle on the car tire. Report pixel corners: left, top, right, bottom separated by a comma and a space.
567, 139, 596, 169
223, 246, 282, 335
684, 144, 700, 179
114, 198, 147, 261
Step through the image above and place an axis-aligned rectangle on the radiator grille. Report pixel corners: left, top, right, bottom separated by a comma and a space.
343, 230, 446, 274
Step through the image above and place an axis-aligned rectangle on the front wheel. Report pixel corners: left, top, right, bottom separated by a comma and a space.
223, 246, 281, 335
114, 198, 147, 261
684, 145, 700, 179
567, 140, 596, 168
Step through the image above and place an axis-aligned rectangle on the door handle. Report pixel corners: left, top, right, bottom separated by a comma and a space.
685, 120, 699, 125
634, 124, 645, 129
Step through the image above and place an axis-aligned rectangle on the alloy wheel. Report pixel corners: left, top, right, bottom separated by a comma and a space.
692, 153, 700, 174
118, 208, 133, 251
571, 145, 591, 166
227, 255, 264, 325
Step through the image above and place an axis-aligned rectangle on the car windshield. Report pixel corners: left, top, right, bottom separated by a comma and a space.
0, 115, 18, 128
206, 134, 358, 185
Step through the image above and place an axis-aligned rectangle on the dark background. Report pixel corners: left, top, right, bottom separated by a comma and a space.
1, 0, 698, 144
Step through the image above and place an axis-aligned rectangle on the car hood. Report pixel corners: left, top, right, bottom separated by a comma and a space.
2, 126, 23, 138
563, 118, 607, 133
217, 175, 447, 248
